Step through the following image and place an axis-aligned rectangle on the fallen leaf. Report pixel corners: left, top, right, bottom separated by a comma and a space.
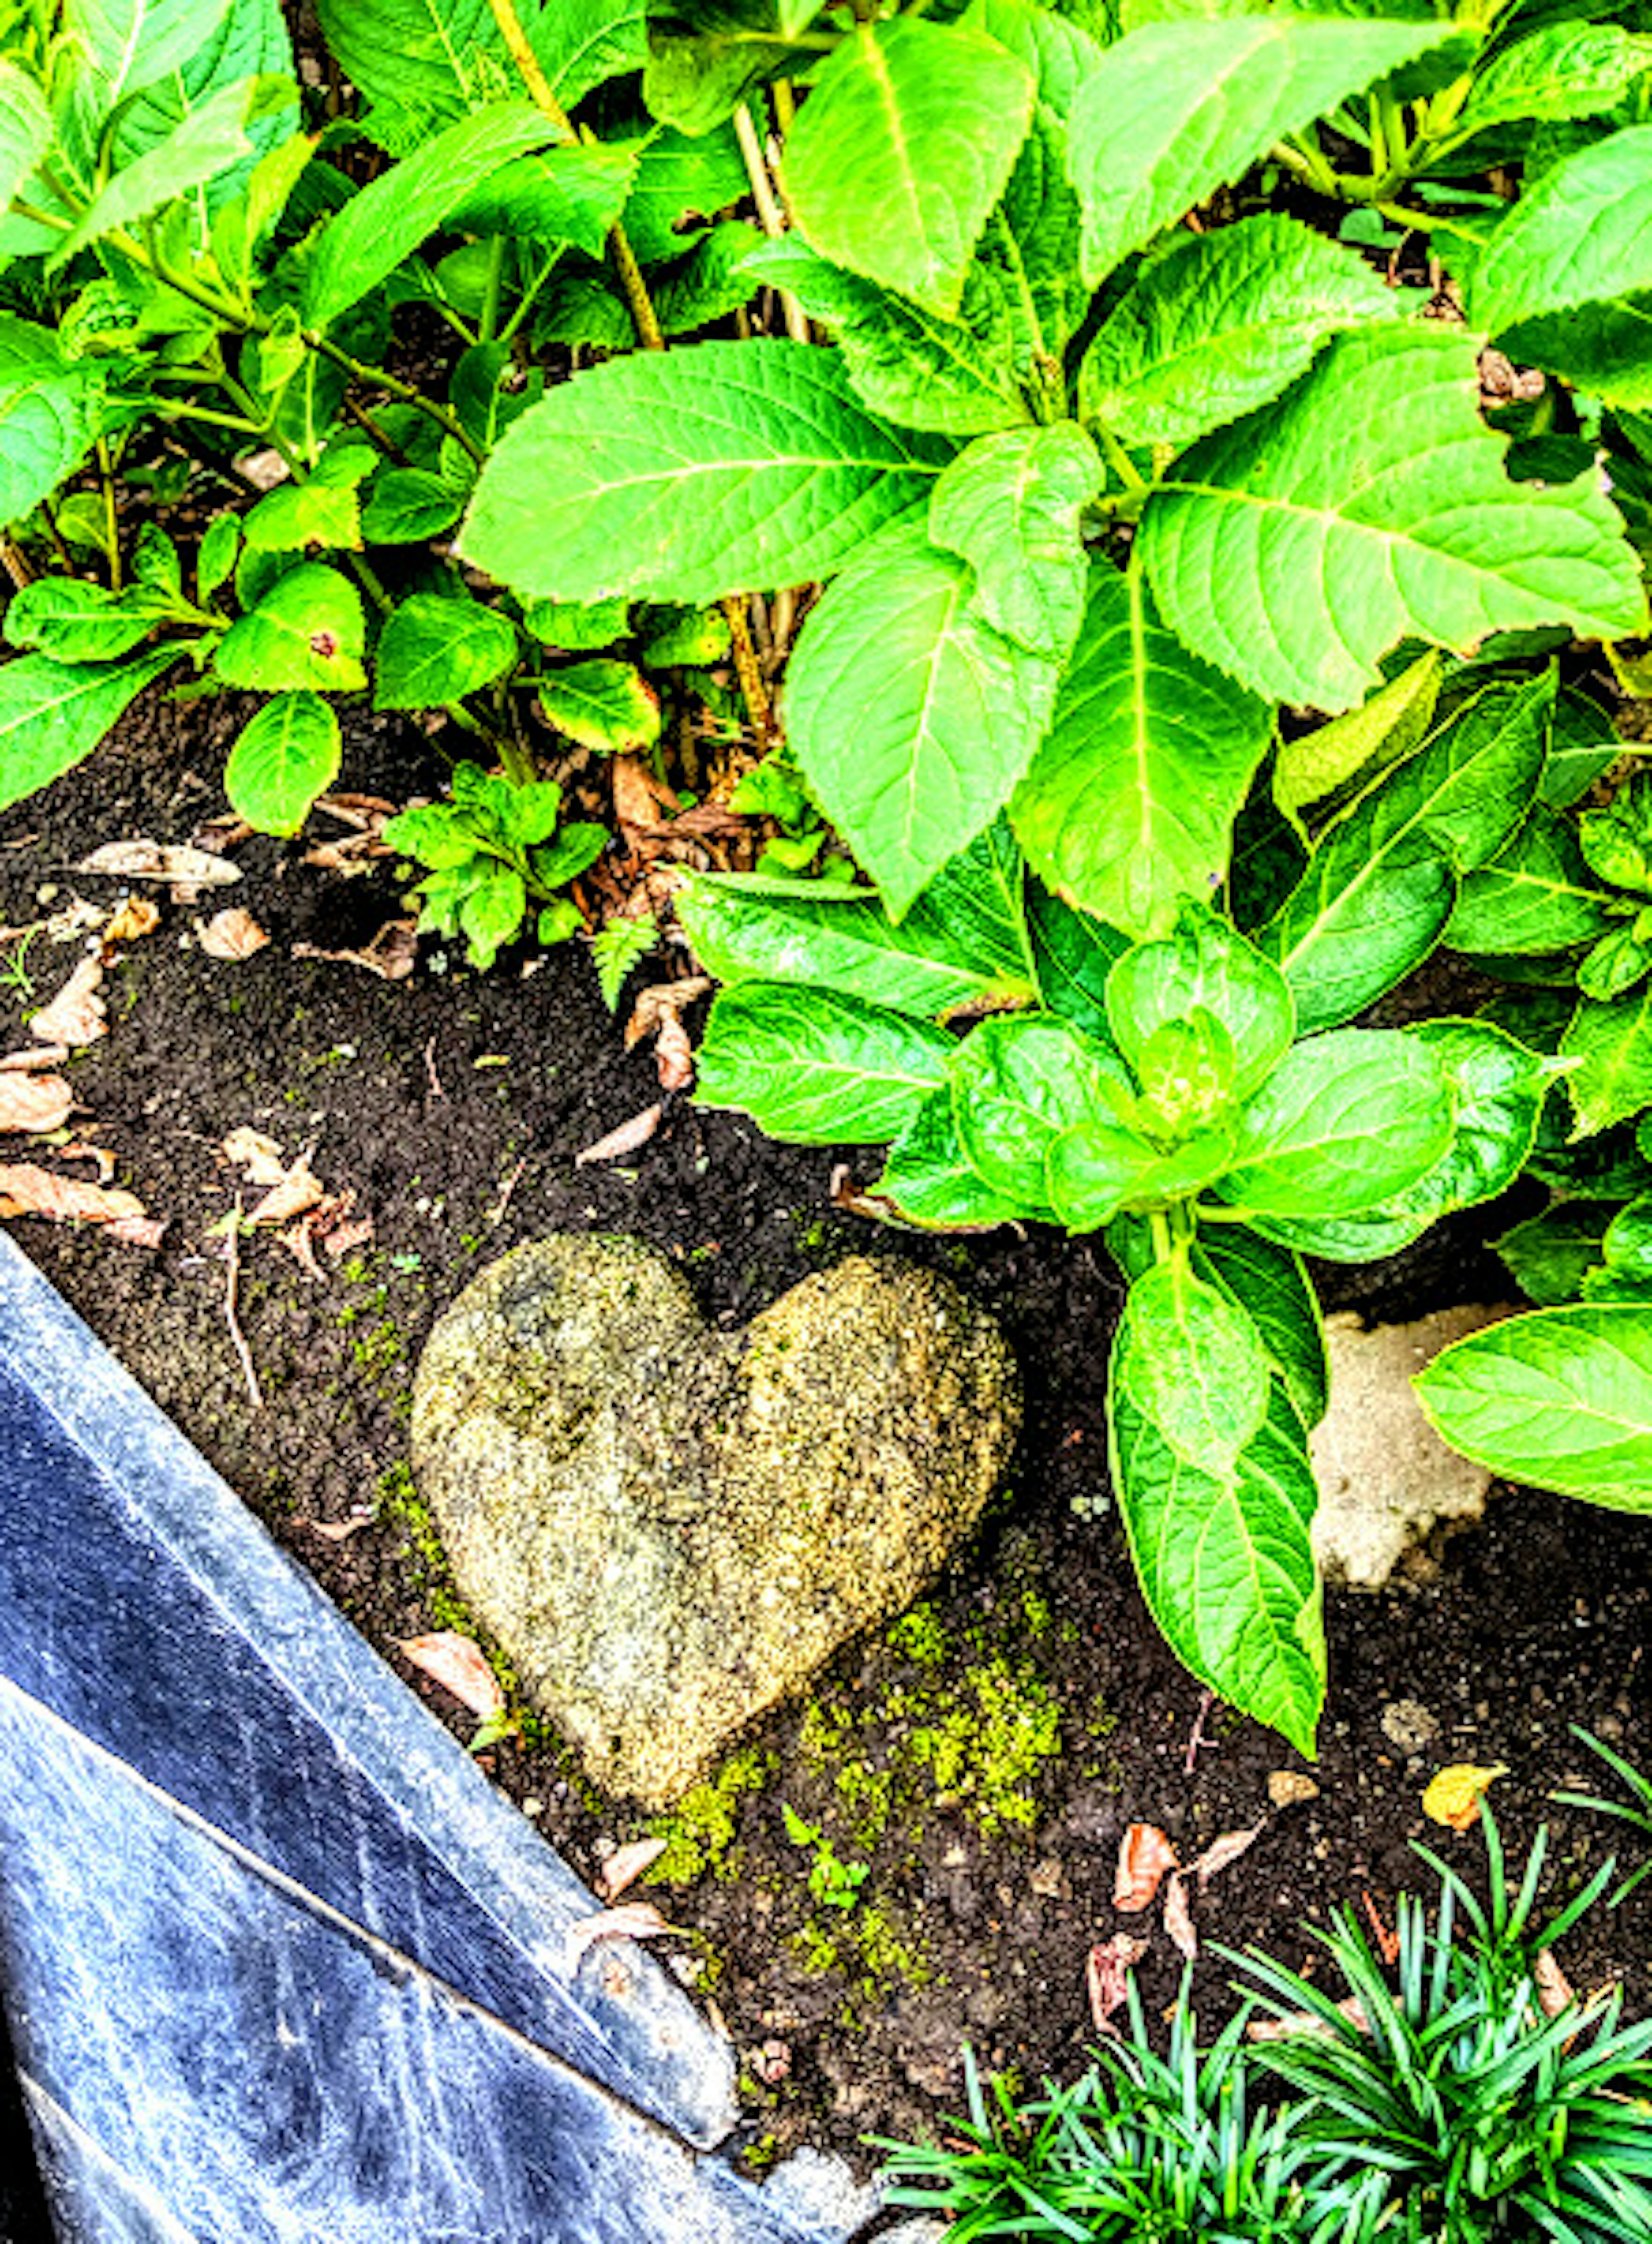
1268, 1770, 1320, 1809
397, 1631, 503, 1720
293, 918, 417, 981
324, 1214, 375, 1260
0, 1044, 68, 1071
316, 792, 397, 825
576, 1103, 661, 1165
566, 1902, 678, 1967
597, 1837, 669, 1902
654, 1013, 695, 1091
196, 907, 269, 961
299, 1509, 375, 1543
1248, 1997, 1369, 2043
1193, 1822, 1266, 1886
1360, 1890, 1400, 1967
58, 1140, 117, 1181
0, 1162, 157, 1240
30, 956, 105, 1046
280, 1188, 362, 1278
221, 1127, 326, 1225
77, 840, 240, 886
1114, 1822, 1179, 1912
1534, 1949, 1574, 2019
1087, 1933, 1148, 2032
102, 896, 160, 948
1163, 1872, 1198, 1961
611, 755, 679, 830
0, 1073, 72, 1132
220, 1126, 287, 1185
624, 978, 712, 1048
1423, 1763, 1509, 1831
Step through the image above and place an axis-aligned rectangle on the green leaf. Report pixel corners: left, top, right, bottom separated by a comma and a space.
620, 120, 748, 265
1471, 125, 1652, 336
359, 469, 464, 545
524, 597, 629, 650
120, 0, 296, 230
243, 444, 374, 552
458, 341, 947, 608
1196, 1224, 1328, 1430
1543, 688, 1621, 811
196, 514, 240, 600
678, 854, 1034, 1023
211, 562, 365, 691
313, 0, 639, 137
0, 62, 53, 217
1082, 213, 1399, 450
787, 522, 1057, 921
373, 593, 516, 711
1560, 983, 1652, 1138
0, 648, 177, 813
1275, 650, 1441, 817
1580, 769, 1652, 896
302, 103, 561, 332
1068, 14, 1457, 282
1221, 1028, 1454, 1219
1415, 1304, 1652, 1511
224, 689, 341, 835
875, 1088, 1026, 1229
739, 237, 1030, 440
1026, 880, 1130, 1043
1106, 906, 1294, 1100
1261, 671, 1554, 1031
1451, 23, 1652, 142
1140, 327, 1646, 713
780, 18, 1036, 318
591, 912, 656, 1008
1446, 803, 1618, 955
1010, 561, 1273, 940
1502, 296, 1652, 414
537, 659, 660, 754
1494, 1201, 1615, 1308
3, 579, 156, 664
641, 606, 729, 668
447, 139, 636, 257
51, 77, 261, 267
652, 222, 764, 339
0, 324, 102, 530
68, 0, 236, 108
928, 422, 1102, 663
520, 0, 646, 109
456, 861, 527, 970
949, 1011, 1136, 1213
1119, 1257, 1270, 1475
695, 982, 952, 1144
1109, 1359, 1323, 1755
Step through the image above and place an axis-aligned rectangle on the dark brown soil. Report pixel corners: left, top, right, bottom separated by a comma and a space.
4, 694, 1651, 2182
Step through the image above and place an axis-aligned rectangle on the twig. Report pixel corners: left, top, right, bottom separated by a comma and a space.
1184, 1688, 1218, 1773
225, 1193, 264, 1411
423, 1033, 446, 1101
486, 1155, 528, 1225
732, 101, 811, 345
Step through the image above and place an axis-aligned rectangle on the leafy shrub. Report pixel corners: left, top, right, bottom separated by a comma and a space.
878, 1818, 1652, 2243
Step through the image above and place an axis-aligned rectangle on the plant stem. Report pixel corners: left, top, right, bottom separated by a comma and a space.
1149, 1211, 1173, 1264
734, 100, 811, 345
1097, 423, 1147, 495
479, 235, 508, 345
96, 439, 121, 591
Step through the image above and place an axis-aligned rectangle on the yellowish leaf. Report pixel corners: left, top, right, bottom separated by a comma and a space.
1423, 1763, 1509, 1831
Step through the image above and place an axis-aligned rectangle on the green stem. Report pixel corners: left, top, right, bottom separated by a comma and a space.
96, 438, 121, 591
478, 234, 508, 345
1097, 422, 1147, 495
498, 244, 561, 345
1149, 1211, 1174, 1264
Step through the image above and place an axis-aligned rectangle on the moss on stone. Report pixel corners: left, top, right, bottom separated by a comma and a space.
644, 1746, 776, 1886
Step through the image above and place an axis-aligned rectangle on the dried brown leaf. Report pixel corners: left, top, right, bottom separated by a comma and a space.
324, 1215, 375, 1261
1534, 1949, 1574, 2020
221, 1127, 288, 1186
1248, 1997, 1369, 2043
1193, 1822, 1266, 1886
58, 1140, 117, 1181
0, 1044, 68, 1071
0, 1162, 151, 1235
397, 1631, 504, 1720
611, 755, 678, 830
597, 1837, 669, 1902
565, 1902, 676, 1967
77, 840, 240, 886
624, 977, 712, 1048
31, 956, 105, 1046
1087, 1933, 1148, 2032
248, 1157, 324, 1227
196, 907, 268, 961
1163, 1872, 1198, 1961
292, 918, 417, 981
107, 1211, 166, 1248
316, 792, 397, 826
0, 1073, 72, 1133
576, 1103, 661, 1165
654, 1013, 695, 1091
102, 896, 160, 947
1114, 1823, 1179, 1912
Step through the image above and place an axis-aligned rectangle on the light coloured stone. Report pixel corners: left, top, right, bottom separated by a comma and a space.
413, 1236, 1019, 1808
1310, 1304, 1515, 1588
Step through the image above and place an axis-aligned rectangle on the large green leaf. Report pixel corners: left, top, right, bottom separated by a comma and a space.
458, 342, 947, 607
52, 77, 262, 266
786, 522, 1058, 921
1067, 14, 1456, 283
374, 593, 517, 710
1221, 1028, 1454, 1219
224, 689, 341, 835
928, 422, 1101, 661
1275, 650, 1441, 819
1415, 1304, 1652, 1511
1446, 803, 1618, 955
113, 0, 293, 224
1196, 1224, 1327, 1429
1110, 1357, 1324, 1755
447, 140, 636, 257
1261, 670, 1555, 1030
1472, 125, 1652, 336
524, 0, 647, 110
1010, 561, 1273, 940
695, 982, 952, 1144
1082, 214, 1399, 450
211, 563, 365, 691
1448, 23, 1652, 143
1026, 880, 1129, 1042
1107, 906, 1294, 1099
780, 18, 1035, 318
740, 238, 1031, 440
1140, 327, 1645, 713
1560, 984, 1652, 1139
1119, 1257, 1271, 1475
0, 63, 53, 217
950, 1011, 1137, 1212
1494, 1200, 1615, 1308
875, 1087, 1026, 1229
302, 103, 560, 331
1501, 297, 1652, 413
0, 647, 177, 813
67, 0, 233, 107
313, 0, 639, 137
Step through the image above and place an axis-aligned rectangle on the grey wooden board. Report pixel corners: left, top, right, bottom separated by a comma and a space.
0, 1236, 882, 2243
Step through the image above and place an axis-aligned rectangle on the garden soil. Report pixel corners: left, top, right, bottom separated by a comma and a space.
3, 690, 1650, 2190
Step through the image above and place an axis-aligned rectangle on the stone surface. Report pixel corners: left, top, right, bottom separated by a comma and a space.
1310, 1304, 1513, 1589
0, 1233, 884, 2242
413, 1237, 1020, 1807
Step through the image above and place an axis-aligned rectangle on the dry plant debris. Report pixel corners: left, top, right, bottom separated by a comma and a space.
625, 977, 709, 1092
596, 1837, 669, 1901
196, 908, 269, 960
0, 1163, 161, 1245
220, 1128, 326, 1227
576, 1104, 661, 1165
76, 840, 240, 887
1087, 1933, 1149, 2032
0, 1073, 72, 1132
293, 919, 417, 981
397, 1630, 504, 1720
102, 896, 160, 947
1423, 1763, 1509, 1830
564, 1902, 677, 1968
30, 955, 105, 1046
1113, 1823, 1178, 1911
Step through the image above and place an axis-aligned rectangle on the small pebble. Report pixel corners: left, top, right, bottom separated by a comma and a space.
521, 1797, 542, 1818
1268, 1770, 1320, 1808
35, 884, 57, 905
1381, 1699, 1440, 1753
1028, 1857, 1066, 1899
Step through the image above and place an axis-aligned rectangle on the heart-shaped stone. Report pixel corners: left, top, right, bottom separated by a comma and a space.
411, 1236, 1019, 1807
